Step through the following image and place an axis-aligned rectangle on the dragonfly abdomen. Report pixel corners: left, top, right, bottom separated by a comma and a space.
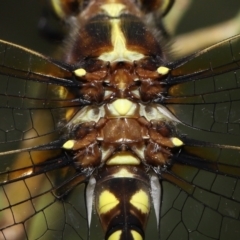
95, 166, 151, 240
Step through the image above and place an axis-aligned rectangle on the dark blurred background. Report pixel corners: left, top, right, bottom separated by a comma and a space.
176, 0, 239, 33
0, 0, 239, 56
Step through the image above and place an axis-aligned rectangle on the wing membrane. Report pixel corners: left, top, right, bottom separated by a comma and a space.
0, 40, 86, 158
161, 140, 240, 239
168, 34, 240, 82
0, 40, 73, 84
161, 35, 240, 138
0, 41, 92, 239
157, 35, 240, 240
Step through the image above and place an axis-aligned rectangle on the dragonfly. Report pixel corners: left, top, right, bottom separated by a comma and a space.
0, 0, 240, 240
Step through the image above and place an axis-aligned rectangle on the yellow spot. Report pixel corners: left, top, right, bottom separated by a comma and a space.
108, 230, 122, 240
157, 66, 170, 75
112, 99, 133, 116
74, 68, 87, 77
131, 230, 143, 240
62, 140, 75, 150
130, 190, 150, 214
98, 191, 119, 214
171, 137, 184, 147
107, 152, 140, 165
101, 3, 125, 17
113, 168, 134, 178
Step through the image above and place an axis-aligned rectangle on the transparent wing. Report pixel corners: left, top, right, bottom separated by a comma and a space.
159, 35, 240, 240
0, 41, 94, 240
165, 34, 240, 137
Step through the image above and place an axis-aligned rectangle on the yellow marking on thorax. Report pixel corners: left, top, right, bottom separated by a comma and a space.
101, 3, 125, 17
113, 168, 134, 178
131, 230, 143, 240
110, 99, 135, 116
99, 4, 144, 62
130, 189, 150, 214
107, 152, 140, 165
98, 190, 119, 214
108, 230, 122, 240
